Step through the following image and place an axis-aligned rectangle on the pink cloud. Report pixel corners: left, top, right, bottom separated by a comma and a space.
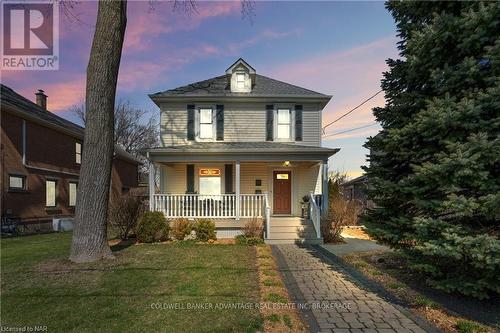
266, 37, 398, 137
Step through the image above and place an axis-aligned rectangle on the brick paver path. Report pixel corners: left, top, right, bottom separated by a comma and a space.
274, 245, 433, 333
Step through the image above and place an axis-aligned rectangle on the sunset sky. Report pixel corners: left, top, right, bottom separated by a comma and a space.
2, 1, 399, 179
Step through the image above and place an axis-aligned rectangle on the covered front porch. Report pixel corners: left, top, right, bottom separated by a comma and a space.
147, 142, 339, 242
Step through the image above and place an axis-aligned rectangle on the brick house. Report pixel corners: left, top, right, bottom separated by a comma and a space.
1, 84, 139, 231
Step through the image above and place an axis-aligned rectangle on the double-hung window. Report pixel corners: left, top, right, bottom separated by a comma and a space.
46, 180, 57, 207
69, 182, 77, 207
199, 108, 213, 139
236, 73, 245, 89
75, 142, 82, 164
277, 109, 291, 140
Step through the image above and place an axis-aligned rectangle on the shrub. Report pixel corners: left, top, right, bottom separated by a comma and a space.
235, 234, 248, 245
194, 218, 216, 241
136, 211, 170, 243
321, 196, 361, 243
108, 191, 144, 240
246, 237, 264, 246
170, 218, 194, 240
242, 218, 264, 238
235, 235, 264, 246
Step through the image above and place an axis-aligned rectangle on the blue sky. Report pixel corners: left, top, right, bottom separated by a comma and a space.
2, 1, 399, 178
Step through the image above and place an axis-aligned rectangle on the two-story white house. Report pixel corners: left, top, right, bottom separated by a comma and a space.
147, 59, 339, 243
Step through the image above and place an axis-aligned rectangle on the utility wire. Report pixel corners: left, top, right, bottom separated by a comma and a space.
322, 89, 383, 133
322, 123, 378, 139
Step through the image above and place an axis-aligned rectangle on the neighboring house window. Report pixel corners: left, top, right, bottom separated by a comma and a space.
46, 180, 57, 207
277, 109, 291, 140
69, 182, 77, 207
75, 142, 82, 164
199, 108, 213, 139
236, 73, 245, 89
9, 175, 26, 190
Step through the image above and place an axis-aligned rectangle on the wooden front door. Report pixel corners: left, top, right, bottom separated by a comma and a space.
273, 171, 291, 214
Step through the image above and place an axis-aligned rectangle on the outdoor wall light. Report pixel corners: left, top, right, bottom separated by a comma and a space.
283, 161, 291, 167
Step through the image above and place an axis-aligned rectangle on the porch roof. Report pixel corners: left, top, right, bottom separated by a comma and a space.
147, 142, 339, 162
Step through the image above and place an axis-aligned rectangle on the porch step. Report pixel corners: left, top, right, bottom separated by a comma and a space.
265, 238, 323, 245
266, 216, 322, 244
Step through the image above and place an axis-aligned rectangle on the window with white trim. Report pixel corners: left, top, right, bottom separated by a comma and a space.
69, 182, 77, 207
46, 180, 57, 207
75, 142, 82, 164
199, 108, 213, 139
277, 109, 291, 140
199, 177, 221, 196
236, 73, 245, 89
9, 175, 26, 190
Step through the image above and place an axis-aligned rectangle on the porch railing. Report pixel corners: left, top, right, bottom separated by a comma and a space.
152, 193, 267, 219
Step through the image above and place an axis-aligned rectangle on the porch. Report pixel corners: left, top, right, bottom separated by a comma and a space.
146, 142, 339, 243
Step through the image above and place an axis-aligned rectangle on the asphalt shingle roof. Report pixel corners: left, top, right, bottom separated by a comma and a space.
148, 142, 338, 155
150, 74, 331, 98
1, 84, 140, 164
1, 84, 84, 135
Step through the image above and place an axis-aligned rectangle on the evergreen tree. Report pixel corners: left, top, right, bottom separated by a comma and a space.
364, 1, 500, 298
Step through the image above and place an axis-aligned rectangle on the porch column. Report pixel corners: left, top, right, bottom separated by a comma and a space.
322, 159, 329, 216
235, 160, 240, 220
148, 161, 155, 211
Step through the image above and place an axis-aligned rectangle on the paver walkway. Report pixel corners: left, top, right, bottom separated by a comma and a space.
273, 244, 435, 333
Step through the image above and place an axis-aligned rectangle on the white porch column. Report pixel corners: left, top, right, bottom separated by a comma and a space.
148, 160, 155, 211
235, 160, 240, 220
322, 159, 329, 216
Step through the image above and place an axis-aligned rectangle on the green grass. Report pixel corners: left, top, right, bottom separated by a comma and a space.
282, 314, 293, 329
266, 314, 280, 323
387, 282, 406, 290
414, 296, 439, 309
262, 278, 282, 287
263, 293, 288, 303
456, 320, 487, 333
1, 232, 263, 332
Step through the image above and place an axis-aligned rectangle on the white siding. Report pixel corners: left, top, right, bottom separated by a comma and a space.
160, 102, 321, 146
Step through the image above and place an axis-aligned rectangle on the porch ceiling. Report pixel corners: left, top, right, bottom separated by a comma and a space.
147, 142, 339, 162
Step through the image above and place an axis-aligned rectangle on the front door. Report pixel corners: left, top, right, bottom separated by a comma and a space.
273, 171, 291, 214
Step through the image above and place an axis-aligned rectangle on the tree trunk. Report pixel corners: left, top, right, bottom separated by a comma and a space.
70, 0, 127, 263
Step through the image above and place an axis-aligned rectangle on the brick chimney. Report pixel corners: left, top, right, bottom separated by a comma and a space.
35, 89, 47, 110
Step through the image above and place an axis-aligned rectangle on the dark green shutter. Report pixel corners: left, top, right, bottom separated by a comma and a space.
187, 105, 195, 140
225, 164, 233, 193
266, 104, 274, 141
186, 164, 194, 193
295, 105, 303, 141
216, 105, 224, 141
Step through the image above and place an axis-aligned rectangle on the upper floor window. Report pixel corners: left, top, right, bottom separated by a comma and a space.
236, 73, 245, 89
9, 175, 26, 190
199, 108, 213, 139
75, 142, 82, 164
277, 109, 291, 140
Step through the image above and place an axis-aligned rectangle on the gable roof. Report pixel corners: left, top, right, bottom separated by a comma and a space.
1, 84, 84, 137
150, 74, 331, 99
1, 84, 140, 164
225, 58, 256, 74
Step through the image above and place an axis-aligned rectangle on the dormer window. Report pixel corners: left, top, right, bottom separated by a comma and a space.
226, 58, 256, 93
236, 73, 245, 89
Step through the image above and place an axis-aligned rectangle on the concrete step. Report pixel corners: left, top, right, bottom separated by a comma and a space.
269, 225, 316, 233
270, 217, 310, 226
265, 238, 323, 245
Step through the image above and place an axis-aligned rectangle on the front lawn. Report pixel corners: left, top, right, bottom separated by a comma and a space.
1, 233, 263, 332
